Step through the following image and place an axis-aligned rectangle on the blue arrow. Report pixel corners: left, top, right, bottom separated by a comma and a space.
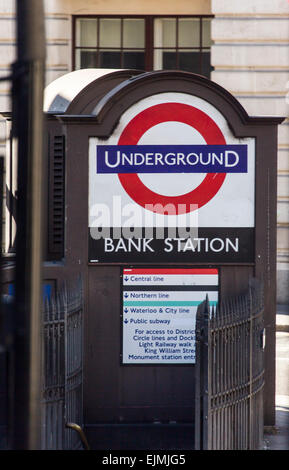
124, 308, 128, 313
124, 319, 128, 324
124, 277, 129, 282
124, 292, 129, 298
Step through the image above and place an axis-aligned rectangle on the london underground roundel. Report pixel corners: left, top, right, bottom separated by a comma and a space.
117, 102, 226, 215
89, 91, 255, 264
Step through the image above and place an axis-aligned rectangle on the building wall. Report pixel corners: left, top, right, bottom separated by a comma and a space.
211, 0, 289, 304
0, 0, 15, 160
0, 0, 288, 304
45, 0, 211, 15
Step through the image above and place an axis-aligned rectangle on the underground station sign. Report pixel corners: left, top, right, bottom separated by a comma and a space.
121, 268, 218, 364
89, 93, 255, 263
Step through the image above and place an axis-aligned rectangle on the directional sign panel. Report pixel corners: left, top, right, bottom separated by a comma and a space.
121, 268, 219, 364
89, 92, 255, 263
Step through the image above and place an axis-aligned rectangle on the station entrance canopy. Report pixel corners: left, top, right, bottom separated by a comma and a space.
43, 68, 283, 439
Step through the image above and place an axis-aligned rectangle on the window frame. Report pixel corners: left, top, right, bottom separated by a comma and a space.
72, 14, 213, 75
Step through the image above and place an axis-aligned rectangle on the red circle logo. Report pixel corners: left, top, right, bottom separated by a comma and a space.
118, 102, 226, 214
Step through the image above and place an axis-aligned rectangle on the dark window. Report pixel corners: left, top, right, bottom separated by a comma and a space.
75, 17, 146, 71
73, 16, 213, 78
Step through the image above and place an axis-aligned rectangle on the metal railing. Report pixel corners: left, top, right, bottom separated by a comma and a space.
42, 278, 83, 450
195, 279, 265, 450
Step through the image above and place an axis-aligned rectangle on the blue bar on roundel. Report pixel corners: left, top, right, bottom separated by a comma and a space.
96, 144, 248, 174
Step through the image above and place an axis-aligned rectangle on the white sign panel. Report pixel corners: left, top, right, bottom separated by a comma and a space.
122, 268, 218, 364
88, 93, 255, 263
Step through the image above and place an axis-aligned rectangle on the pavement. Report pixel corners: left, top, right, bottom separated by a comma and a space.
263, 304, 289, 450
276, 304, 289, 333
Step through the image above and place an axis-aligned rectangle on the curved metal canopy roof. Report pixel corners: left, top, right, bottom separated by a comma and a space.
43, 68, 122, 113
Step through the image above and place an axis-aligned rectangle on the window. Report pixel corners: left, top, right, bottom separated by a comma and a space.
75, 18, 146, 70
73, 16, 213, 78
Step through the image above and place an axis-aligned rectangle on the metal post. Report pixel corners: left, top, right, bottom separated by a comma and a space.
202, 296, 210, 449
194, 301, 202, 450
248, 285, 253, 449
11, 0, 45, 449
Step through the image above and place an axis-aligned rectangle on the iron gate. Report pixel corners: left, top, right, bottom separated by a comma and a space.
195, 279, 265, 450
42, 278, 83, 450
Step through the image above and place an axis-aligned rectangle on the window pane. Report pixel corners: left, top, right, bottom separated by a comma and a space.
123, 51, 145, 70
179, 49, 200, 73
202, 19, 212, 47
99, 50, 121, 68
153, 49, 163, 70
202, 51, 212, 78
123, 19, 145, 48
76, 19, 97, 47
178, 18, 200, 47
154, 18, 176, 47
99, 19, 121, 47
75, 49, 97, 69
